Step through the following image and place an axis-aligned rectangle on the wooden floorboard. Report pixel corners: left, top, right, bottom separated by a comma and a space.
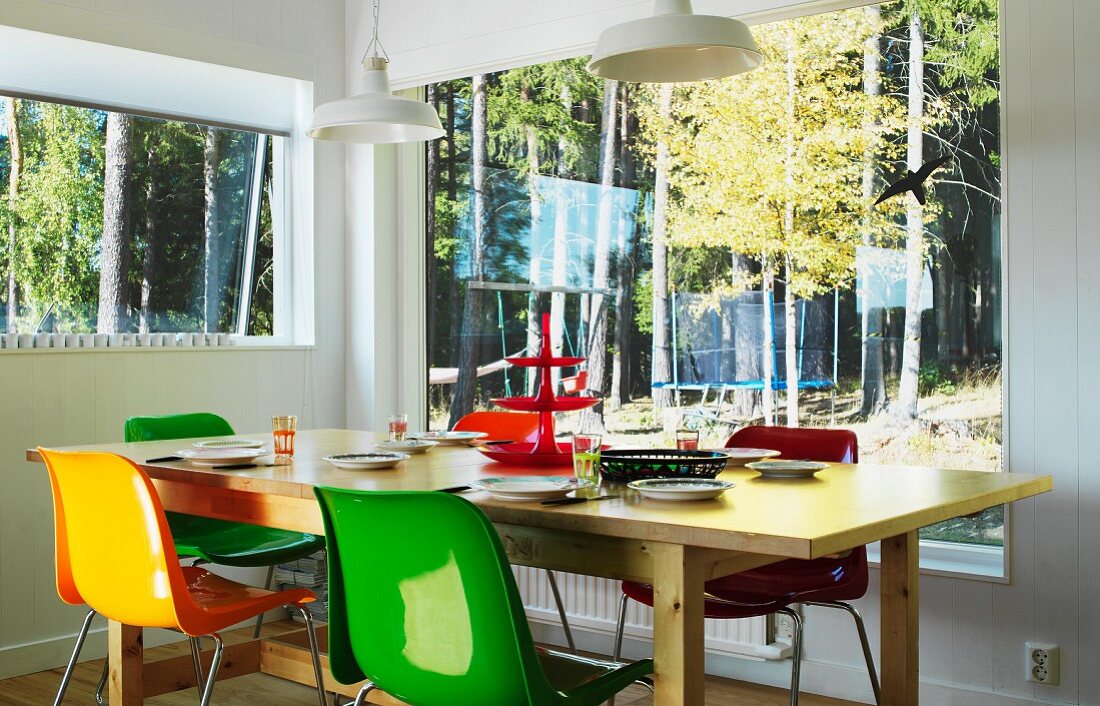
1, 622, 858, 706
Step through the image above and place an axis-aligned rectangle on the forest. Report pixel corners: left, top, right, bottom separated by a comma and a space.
0, 101, 275, 336
427, 0, 1002, 444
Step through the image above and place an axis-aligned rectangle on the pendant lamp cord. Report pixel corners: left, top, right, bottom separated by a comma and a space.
362, 0, 390, 63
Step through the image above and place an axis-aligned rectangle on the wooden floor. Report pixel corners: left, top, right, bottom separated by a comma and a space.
0, 623, 858, 706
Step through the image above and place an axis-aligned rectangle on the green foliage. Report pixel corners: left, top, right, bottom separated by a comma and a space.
918, 360, 958, 395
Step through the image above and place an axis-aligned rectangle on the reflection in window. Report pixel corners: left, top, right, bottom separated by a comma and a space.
427, 0, 1003, 547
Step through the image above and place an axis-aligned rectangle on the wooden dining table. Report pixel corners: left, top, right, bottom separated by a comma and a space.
28, 428, 1051, 706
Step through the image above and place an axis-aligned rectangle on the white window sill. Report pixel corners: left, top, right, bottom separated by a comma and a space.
0, 333, 311, 352
867, 539, 1006, 583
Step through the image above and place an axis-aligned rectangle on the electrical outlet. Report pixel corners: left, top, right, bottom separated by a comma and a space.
1025, 642, 1060, 685
774, 608, 800, 642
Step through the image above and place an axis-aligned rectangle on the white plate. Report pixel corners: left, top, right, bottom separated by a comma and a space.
628, 478, 735, 501
472, 476, 593, 502
375, 439, 439, 454
721, 447, 782, 465
175, 448, 270, 466
745, 460, 830, 478
192, 438, 266, 450
407, 431, 488, 445
323, 453, 410, 470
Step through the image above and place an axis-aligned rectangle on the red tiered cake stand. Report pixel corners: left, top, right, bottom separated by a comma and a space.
477, 312, 600, 467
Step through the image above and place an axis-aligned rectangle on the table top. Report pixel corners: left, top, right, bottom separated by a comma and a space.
29, 428, 1052, 559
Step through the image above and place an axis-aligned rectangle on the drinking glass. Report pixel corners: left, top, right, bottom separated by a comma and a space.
388, 413, 409, 442
272, 415, 297, 464
676, 428, 700, 451
572, 433, 602, 484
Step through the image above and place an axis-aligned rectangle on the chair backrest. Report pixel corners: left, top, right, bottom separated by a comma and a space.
315, 487, 554, 706
124, 412, 234, 443
726, 426, 859, 463
39, 449, 191, 630
452, 411, 539, 443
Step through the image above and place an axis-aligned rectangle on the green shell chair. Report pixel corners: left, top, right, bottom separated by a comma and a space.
314, 486, 654, 706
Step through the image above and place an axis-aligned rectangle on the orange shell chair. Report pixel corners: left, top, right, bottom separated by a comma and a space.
40, 449, 328, 706
452, 410, 540, 443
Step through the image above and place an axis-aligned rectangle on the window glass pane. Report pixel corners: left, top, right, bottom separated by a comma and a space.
427, 0, 1003, 547
0, 96, 276, 335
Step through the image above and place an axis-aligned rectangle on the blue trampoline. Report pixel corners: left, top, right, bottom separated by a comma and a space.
653, 290, 838, 420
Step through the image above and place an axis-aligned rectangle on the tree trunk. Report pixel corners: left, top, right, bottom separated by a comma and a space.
860, 6, 888, 416
761, 258, 776, 424
651, 84, 675, 409
97, 112, 133, 333
4, 98, 21, 333
582, 79, 619, 432
610, 84, 635, 410
782, 28, 799, 427
139, 140, 163, 334
896, 11, 926, 420
426, 83, 440, 372
549, 82, 572, 393
202, 127, 221, 332
730, 252, 757, 418
524, 86, 544, 395
448, 74, 490, 428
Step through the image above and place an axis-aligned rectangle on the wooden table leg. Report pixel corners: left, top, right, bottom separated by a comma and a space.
880, 531, 919, 705
651, 544, 706, 706
108, 621, 143, 705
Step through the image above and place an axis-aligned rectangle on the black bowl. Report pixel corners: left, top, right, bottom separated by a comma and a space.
598, 449, 729, 483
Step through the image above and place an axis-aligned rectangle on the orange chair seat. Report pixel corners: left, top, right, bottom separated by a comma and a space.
178, 566, 314, 635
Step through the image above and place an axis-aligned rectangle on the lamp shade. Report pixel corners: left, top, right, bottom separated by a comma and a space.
308, 57, 444, 144
588, 0, 762, 83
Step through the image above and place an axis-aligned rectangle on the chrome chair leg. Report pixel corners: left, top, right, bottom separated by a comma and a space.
197, 633, 224, 706
545, 570, 576, 654
612, 592, 629, 662
352, 682, 377, 706
290, 604, 330, 706
806, 601, 881, 705
190, 637, 205, 692
253, 564, 277, 638
95, 659, 108, 705
776, 607, 803, 706
54, 609, 96, 706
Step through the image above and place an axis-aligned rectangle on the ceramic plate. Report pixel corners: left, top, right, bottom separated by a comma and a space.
472, 476, 593, 502
192, 438, 265, 450
745, 460, 830, 478
627, 478, 735, 501
407, 431, 488, 445
375, 439, 439, 454
175, 448, 270, 466
323, 452, 410, 470
721, 447, 782, 465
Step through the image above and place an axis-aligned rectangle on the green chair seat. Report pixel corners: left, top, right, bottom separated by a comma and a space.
315, 487, 654, 706
126, 413, 324, 568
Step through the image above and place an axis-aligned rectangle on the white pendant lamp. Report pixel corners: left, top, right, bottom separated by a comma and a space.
308, 0, 443, 144
588, 0, 763, 83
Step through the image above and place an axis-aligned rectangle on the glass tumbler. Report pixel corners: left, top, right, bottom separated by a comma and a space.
388, 413, 409, 442
572, 433, 602, 484
272, 415, 297, 464
676, 428, 700, 451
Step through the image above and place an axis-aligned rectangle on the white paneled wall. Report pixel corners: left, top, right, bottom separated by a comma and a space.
364, 0, 1100, 704
0, 0, 349, 678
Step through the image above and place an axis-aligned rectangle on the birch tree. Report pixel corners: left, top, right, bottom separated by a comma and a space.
4, 99, 20, 331
202, 126, 221, 332
97, 112, 133, 333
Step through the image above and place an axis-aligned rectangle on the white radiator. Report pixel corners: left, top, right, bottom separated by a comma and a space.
513, 566, 789, 661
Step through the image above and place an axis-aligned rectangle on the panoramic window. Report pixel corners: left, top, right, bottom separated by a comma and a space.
426, 0, 1002, 547
0, 96, 280, 340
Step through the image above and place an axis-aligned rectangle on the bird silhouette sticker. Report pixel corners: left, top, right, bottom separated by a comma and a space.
874, 155, 951, 207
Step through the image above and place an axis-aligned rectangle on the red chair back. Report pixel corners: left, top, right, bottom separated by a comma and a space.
726, 426, 858, 464
453, 412, 539, 442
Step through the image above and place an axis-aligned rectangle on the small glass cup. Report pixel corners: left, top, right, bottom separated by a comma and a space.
388, 413, 409, 442
272, 415, 297, 464
572, 433, 602, 484
676, 428, 700, 451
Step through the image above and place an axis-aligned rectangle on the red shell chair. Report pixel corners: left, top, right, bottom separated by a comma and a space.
453, 410, 576, 653
613, 426, 880, 706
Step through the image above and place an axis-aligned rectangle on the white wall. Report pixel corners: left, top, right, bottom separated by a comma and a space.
0, 0, 348, 678
365, 0, 1098, 703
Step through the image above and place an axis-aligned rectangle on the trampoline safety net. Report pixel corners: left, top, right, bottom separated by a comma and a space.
661, 291, 837, 392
